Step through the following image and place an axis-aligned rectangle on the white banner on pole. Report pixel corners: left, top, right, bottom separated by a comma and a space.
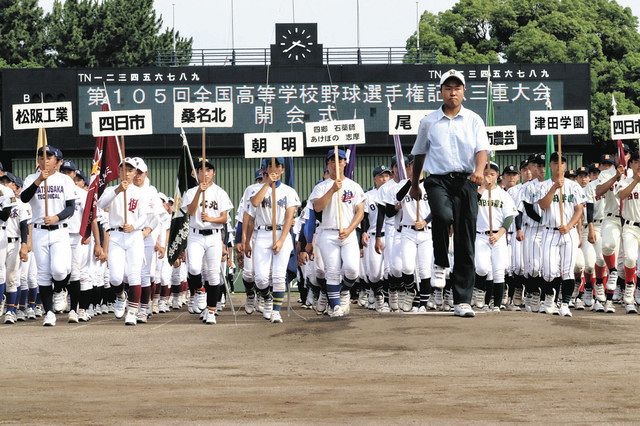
91, 109, 153, 137
173, 102, 234, 128
610, 114, 640, 140
244, 132, 305, 158
486, 125, 518, 151
12, 102, 73, 130
304, 119, 365, 148
388, 110, 434, 135
529, 109, 589, 135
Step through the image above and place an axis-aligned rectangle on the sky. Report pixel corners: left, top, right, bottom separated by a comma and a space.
39, 0, 640, 49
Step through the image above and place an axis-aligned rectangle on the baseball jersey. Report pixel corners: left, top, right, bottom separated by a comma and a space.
477, 185, 518, 233
615, 176, 640, 222
534, 179, 587, 228
398, 179, 430, 226
66, 185, 87, 234
182, 183, 233, 230
97, 183, 151, 230
0, 183, 18, 222
22, 171, 78, 224
236, 182, 263, 222
364, 188, 380, 233
246, 182, 301, 227
5, 200, 29, 239
596, 167, 622, 215
308, 177, 365, 230
518, 179, 544, 227
377, 179, 401, 227
584, 180, 604, 222
507, 183, 523, 232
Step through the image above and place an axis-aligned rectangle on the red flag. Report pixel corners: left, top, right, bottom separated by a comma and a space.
79, 104, 121, 239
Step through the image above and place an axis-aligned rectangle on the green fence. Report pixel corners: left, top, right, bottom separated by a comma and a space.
11, 151, 583, 217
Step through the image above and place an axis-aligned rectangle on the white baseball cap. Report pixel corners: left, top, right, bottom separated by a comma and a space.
158, 192, 168, 203
439, 69, 465, 87
132, 157, 148, 173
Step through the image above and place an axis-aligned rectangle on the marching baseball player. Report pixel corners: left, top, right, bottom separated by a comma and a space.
580, 163, 604, 309
505, 161, 530, 310
20, 146, 77, 326
595, 153, 626, 312
1, 174, 21, 324
309, 148, 365, 317
243, 157, 300, 323
361, 165, 391, 312
535, 152, 585, 317
97, 157, 151, 325
182, 157, 233, 324
614, 151, 640, 313
473, 162, 517, 311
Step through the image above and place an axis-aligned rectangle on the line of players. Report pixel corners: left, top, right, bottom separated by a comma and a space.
2, 144, 638, 326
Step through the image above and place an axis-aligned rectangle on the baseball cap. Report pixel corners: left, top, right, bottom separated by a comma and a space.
132, 157, 148, 173
75, 169, 89, 185
37, 145, 63, 159
254, 168, 264, 181
326, 149, 347, 160
488, 161, 500, 173
60, 160, 78, 173
564, 169, 576, 179
575, 166, 589, 176
167, 197, 175, 204
260, 157, 285, 169
120, 157, 137, 168
630, 151, 640, 163
530, 154, 545, 165
588, 163, 600, 174
502, 165, 518, 174
158, 192, 168, 203
391, 155, 409, 168
1, 172, 22, 187
439, 69, 465, 87
550, 151, 567, 163
372, 164, 392, 178
195, 157, 215, 170
600, 154, 615, 165
624, 143, 630, 153
519, 160, 529, 170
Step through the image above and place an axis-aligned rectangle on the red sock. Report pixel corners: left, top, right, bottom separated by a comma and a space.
127, 285, 142, 306
161, 286, 171, 297
603, 254, 616, 270
584, 272, 593, 286
625, 266, 637, 284
595, 264, 605, 280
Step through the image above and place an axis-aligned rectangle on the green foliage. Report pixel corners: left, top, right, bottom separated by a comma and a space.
0, 0, 193, 68
406, 0, 640, 142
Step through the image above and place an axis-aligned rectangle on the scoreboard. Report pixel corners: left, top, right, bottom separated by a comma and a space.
0, 63, 591, 152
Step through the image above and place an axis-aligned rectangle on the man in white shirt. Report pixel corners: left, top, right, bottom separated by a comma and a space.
410, 69, 489, 318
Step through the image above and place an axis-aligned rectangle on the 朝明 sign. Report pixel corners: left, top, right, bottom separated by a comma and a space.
388, 110, 434, 135
91, 109, 153, 136
12, 102, 73, 130
529, 109, 589, 135
173, 102, 234, 128
611, 114, 640, 140
243, 132, 305, 158
304, 119, 365, 148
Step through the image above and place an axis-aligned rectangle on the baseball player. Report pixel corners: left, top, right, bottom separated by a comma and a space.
236, 168, 264, 314
97, 157, 151, 325
361, 165, 391, 312
519, 154, 546, 312
505, 161, 530, 310
395, 157, 433, 313
309, 148, 365, 317
614, 151, 640, 313
473, 162, 517, 311
595, 153, 626, 312
182, 157, 233, 325
580, 163, 604, 309
535, 152, 586, 317
1, 174, 21, 324
20, 146, 77, 326
243, 157, 300, 323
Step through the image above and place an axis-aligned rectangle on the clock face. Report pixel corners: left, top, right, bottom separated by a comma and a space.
279, 26, 315, 61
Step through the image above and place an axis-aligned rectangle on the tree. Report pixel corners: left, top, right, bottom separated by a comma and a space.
0, 0, 50, 67
405, 0, 640, 143
45, 0, 192, 67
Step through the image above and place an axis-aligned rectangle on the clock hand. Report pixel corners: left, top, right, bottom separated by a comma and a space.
283, 40, 302, 53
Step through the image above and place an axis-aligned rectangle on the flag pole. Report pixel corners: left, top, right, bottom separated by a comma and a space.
40, 128, 50, 218
558, 134, 564, 227
121, 135, 127, 225
486, 67, 493, 238
201, 128, 206, 210
335, 145, 343, 231
271, 157, 277, 244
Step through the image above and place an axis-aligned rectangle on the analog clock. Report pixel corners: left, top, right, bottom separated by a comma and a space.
270, 23, 323, 66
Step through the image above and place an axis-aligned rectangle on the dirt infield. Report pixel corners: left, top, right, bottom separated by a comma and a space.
2, 296, 640, 424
